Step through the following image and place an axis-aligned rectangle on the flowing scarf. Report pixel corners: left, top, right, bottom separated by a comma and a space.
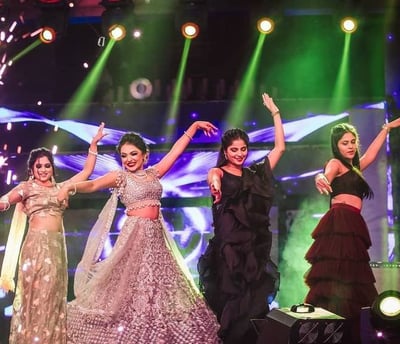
74, 190, 118, 297
0, 202, 27, 293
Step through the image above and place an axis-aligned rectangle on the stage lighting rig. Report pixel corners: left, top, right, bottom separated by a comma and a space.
257, 17, 275, 34
371, 290, 400, 332
101, 0, 134, 41
36, 0, 70, 43
176, 0, 207, 39
340, 16, 358, 33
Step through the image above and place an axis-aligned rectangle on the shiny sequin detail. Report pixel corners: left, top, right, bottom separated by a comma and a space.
9, 230, 67, 344
67, 169, 220, 343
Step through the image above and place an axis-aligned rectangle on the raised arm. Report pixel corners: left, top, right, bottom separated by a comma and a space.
155, 121, 218, 178
360, 117, 400, 170
261, 93, 285, 170
67, 122, 107, 184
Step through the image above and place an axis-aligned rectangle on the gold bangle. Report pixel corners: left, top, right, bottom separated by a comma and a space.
183, 131, 193, 140
382, 124, 391, 133
88, 148, 98, 156
271, 110, 280, 117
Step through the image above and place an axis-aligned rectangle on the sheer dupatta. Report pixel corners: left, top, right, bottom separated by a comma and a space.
0, 202, 27, 293
73, 190, 118, 297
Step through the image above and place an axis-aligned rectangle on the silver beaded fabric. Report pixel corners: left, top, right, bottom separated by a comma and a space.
67, 169, 221, 343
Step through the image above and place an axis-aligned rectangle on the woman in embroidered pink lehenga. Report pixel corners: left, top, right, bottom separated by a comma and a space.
0, 123, 106, 344
57, 121, 221, 344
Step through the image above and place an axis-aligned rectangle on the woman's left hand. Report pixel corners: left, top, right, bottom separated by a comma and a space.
195, 121, 218, 137
262, 93, 279, 115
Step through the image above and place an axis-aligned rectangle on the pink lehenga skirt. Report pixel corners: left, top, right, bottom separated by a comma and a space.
67, 215, 220, 344
10, 229, 67, 344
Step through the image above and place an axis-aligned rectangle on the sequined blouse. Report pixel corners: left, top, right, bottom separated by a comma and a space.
16, 180, 66, 220
115, 168, 163, 212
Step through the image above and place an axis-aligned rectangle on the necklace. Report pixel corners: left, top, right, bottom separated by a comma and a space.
133, 170, 147, 178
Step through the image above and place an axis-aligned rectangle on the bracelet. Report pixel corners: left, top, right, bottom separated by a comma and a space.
68, 184, 77, 196
0, 198, 10, 211
88, 148, 98, 156
271, 110, 280, 117
183, 131, 193, 140
315, 173, 329, 184
382, 123, 391, 133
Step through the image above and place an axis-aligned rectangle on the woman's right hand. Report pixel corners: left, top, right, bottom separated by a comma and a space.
210, 182, 222, 204
315, 173, 332, 195
91, 122, 107, 145
57, 185, 71, 208
187, 121, 218, 138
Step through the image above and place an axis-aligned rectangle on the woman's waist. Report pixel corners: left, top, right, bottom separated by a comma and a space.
331, 194, 362, 210
126, 205, 160, 220
29, 215, 64, 232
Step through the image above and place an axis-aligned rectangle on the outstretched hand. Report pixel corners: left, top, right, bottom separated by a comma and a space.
92, 122, 107, 144
315, 173, 332, 195
195, 121, 218, 137
262, 93, 279, 114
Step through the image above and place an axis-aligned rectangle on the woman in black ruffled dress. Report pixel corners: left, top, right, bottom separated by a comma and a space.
198, 93, 285, 344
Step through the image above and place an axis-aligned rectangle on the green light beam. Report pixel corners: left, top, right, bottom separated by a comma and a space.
225, 33, 266, 130
164, 38, 191, 140
10, 39, 42, 64
278, 196, 328, 307
58, 39, 116, 119
330, 33, 351, 113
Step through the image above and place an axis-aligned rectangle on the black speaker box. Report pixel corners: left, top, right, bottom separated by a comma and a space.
254, 307, 348, 344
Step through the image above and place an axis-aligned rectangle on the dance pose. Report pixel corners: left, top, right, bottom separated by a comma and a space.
0, 123, 106, 343
57, 121, 221, 343
198, 93, 285, 343
305, 118, 400, 343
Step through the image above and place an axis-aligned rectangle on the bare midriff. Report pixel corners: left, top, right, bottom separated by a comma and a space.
331, 194, 362, 210
126, 205, 160, 220
29, 214, 64, 232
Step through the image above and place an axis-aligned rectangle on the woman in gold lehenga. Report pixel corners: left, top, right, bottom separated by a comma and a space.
0, 123, 106, 344
57, 121, 221, 344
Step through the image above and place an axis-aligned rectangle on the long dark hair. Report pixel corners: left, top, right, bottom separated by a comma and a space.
216, 128, 249, 167
330, 123, 374, 199
27, 147, 55, 179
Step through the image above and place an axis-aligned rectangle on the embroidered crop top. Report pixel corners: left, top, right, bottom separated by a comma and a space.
115, 168, 163, 212
330, 169, 371, 200
15, 180, 66, 220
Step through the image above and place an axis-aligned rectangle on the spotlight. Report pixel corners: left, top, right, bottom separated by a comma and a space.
108, 23, 126, 41
340, 16, 358, 33
39, 26, 56, 43
257, 17, 275, 34
101, 3, 132, 42
181, 22, 199, 39
176, 0, 207, 39
371, 290, 400, 331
